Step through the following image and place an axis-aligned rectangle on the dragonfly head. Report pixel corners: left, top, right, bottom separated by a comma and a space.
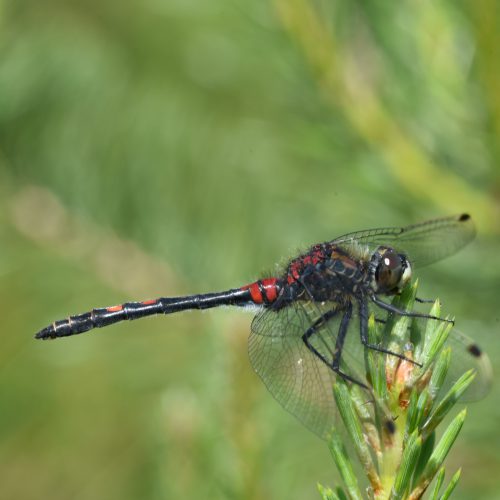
370, 246, 412, 295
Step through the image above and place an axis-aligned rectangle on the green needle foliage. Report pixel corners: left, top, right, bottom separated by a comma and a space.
318, 282, 475, 500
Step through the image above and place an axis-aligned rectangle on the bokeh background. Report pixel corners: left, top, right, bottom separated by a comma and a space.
0, 0, 499, 498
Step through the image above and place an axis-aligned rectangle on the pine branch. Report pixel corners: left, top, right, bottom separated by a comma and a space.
318, 282, 475, 500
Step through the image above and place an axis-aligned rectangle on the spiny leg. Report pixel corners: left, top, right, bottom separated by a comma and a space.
359, 298, 422, 367
415, 296, 435, 304
295, 277, 342, 361
371, 296, 454, 325
331, 302, 353, 370
301, 303, 369, 389
395, 290, 435, 304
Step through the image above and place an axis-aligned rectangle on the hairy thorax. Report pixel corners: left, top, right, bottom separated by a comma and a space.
282, 244, 368, 305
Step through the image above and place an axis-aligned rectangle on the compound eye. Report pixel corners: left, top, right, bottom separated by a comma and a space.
375, 250, 403, 291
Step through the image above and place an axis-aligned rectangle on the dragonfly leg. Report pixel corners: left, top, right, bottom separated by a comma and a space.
301, 304, 369, 389
331, 302, 352, 370
415, 296, 435, 304
395, 290, 435, 304
360, 299, 422, 366
371, 296, 453, 325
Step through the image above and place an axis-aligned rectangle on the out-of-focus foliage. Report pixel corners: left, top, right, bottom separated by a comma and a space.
0, 1, 498, 499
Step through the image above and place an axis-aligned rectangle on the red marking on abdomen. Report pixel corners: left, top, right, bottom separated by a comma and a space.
242, 278, 279, 304
107, 305, 123, 312
141, 299, 157, 305
261, 278, 278, 302
244, 282, 263, 304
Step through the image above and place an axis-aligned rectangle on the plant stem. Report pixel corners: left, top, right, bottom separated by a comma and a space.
319, 282, 476, 500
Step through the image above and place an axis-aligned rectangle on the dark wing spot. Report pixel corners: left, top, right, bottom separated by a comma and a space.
467, 343, 482, 357
459, 213, 471, 222
384, 419, 396, 435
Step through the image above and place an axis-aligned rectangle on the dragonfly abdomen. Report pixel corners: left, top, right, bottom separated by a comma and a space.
36, 279, 287, 340
35, 287, 260, 340
240, 278, 282, 306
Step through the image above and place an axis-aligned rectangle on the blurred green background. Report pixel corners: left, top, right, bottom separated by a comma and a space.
0, 0, 499, 498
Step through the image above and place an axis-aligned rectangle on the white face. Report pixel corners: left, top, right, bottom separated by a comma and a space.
400, 260, 412, 288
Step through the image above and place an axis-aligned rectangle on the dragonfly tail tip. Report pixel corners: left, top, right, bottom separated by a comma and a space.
34, 326, 55, 340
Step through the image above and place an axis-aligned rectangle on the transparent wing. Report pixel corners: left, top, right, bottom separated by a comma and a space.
332, 214, 475, 267
248, 294, 491, 439
417, 324, 492, 400
374, 307, 492, 401
248, 300, 366, 439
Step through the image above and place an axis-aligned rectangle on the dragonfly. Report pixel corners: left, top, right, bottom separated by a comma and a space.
35, 213, 491, 438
